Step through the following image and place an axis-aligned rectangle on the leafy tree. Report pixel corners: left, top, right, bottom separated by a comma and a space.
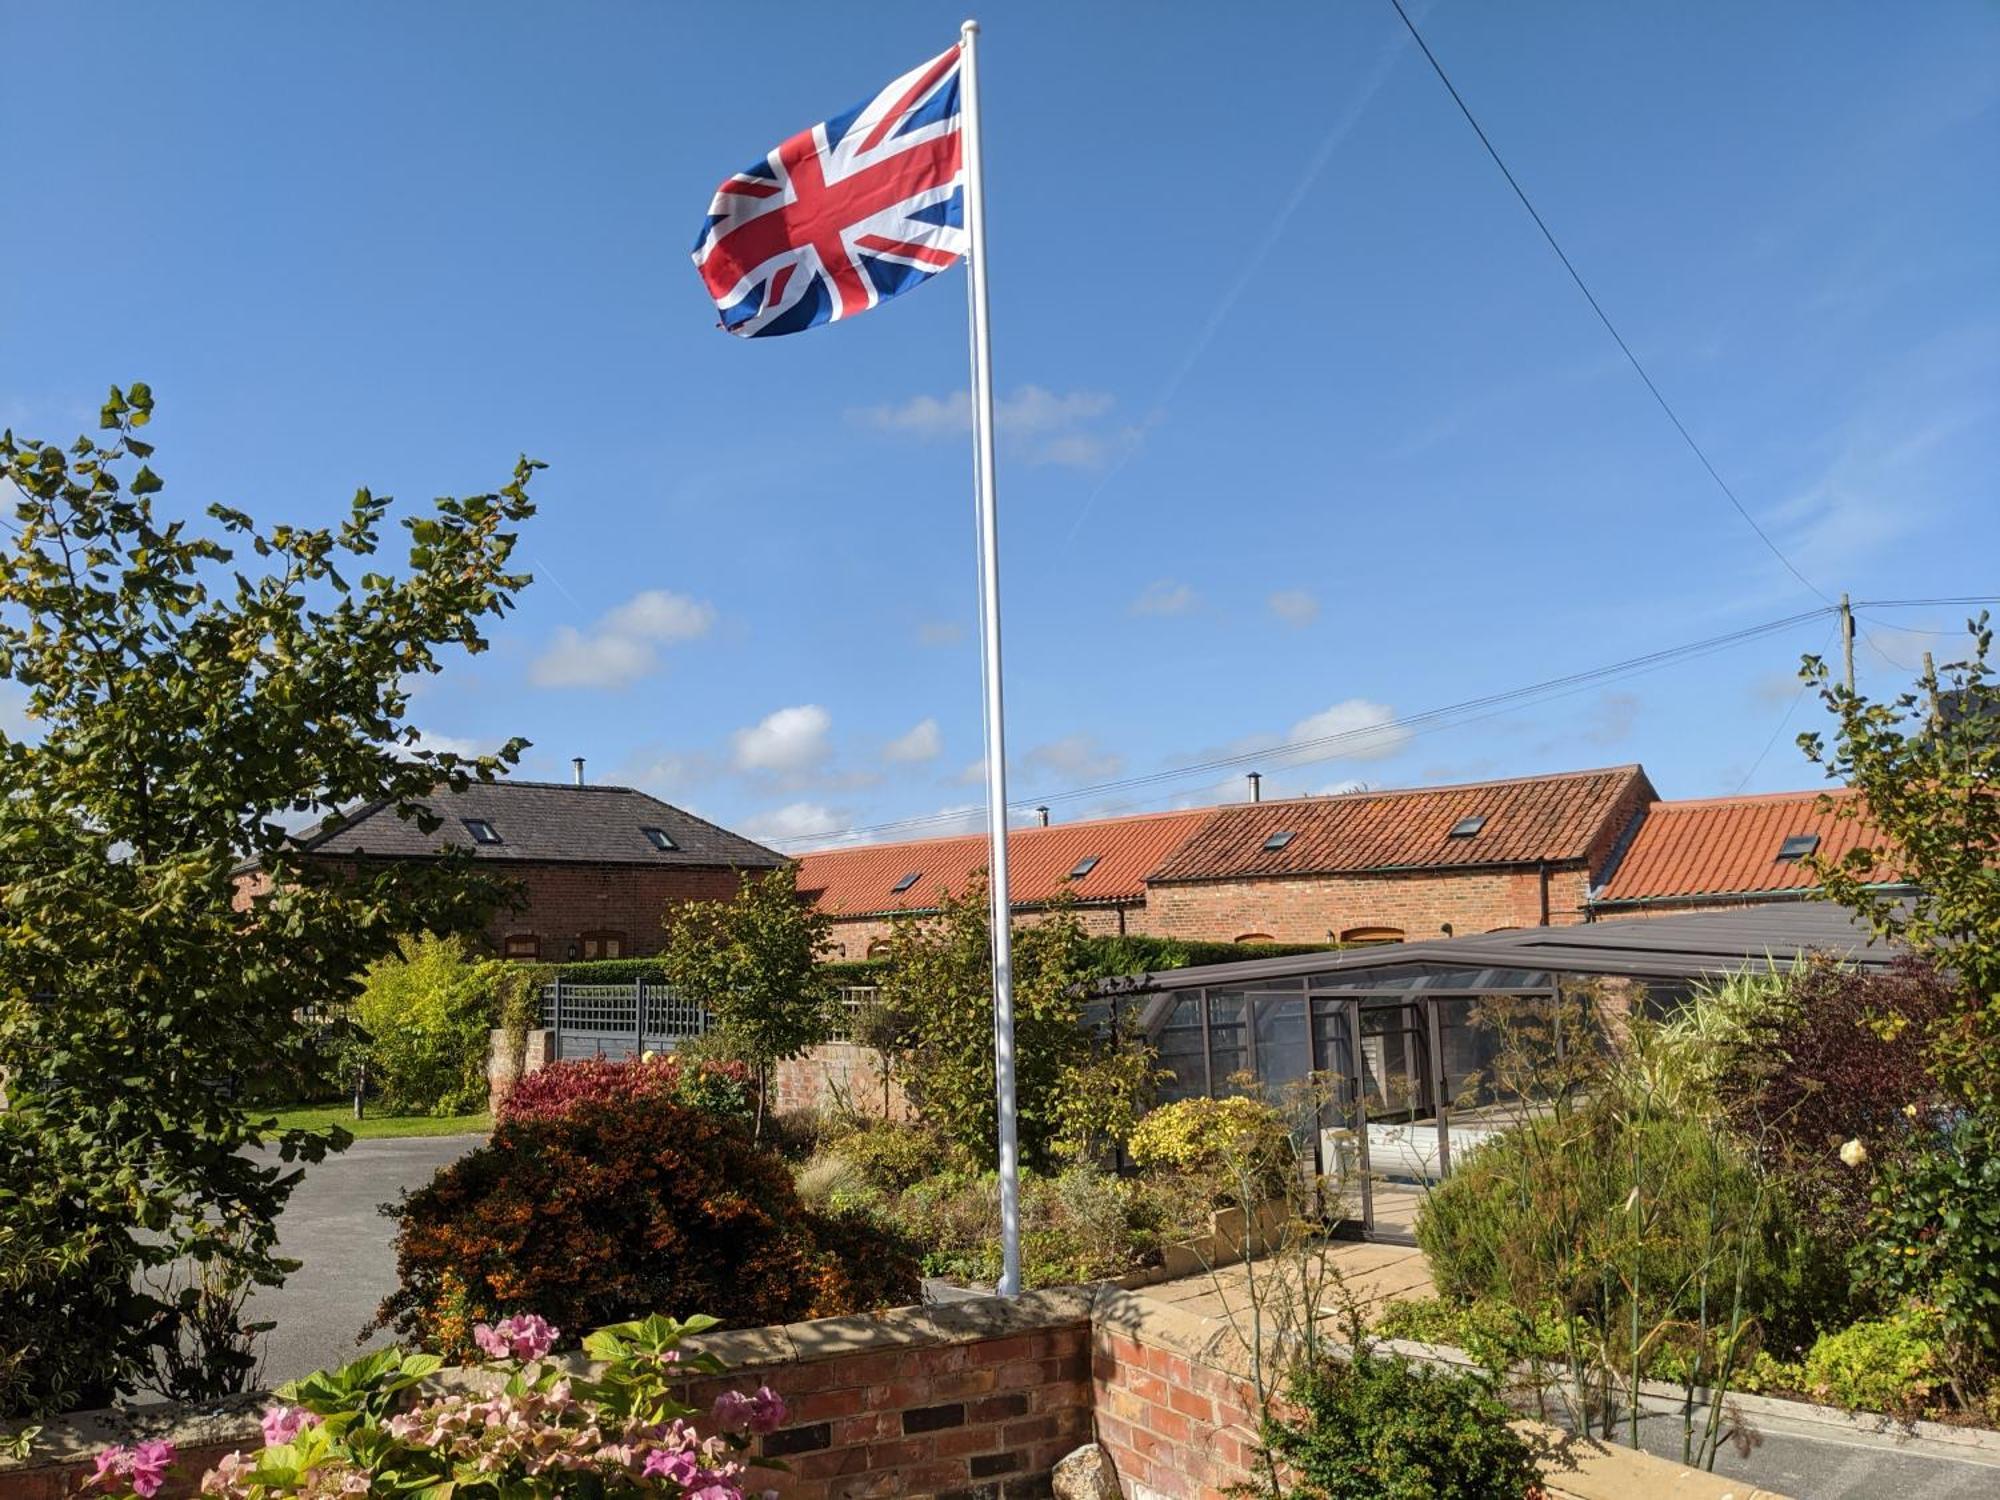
1798, 617, 2000, 1108
658, 865, 836, 1134
874, 879, 1118, 1169
0, 383, 539, 1413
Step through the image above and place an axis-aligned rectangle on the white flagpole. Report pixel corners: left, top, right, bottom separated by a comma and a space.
957, 16, 1021, 1299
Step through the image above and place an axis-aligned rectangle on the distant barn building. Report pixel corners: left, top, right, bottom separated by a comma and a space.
237, 778, 783, 960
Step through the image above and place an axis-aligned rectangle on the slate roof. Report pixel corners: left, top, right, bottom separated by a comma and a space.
1144, 766, 1653, 884
793, 808, 1211, 917
1112, 902, 1904, 993
1591, 788, 1900, 907
293, 780, 785, 868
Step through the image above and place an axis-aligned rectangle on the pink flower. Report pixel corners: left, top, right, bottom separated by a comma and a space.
710, 1390, 755, 1435
643, 1448, 700, 1484
259, 1404, 321, 1448
472, 1313, 561, 1363
128, 1441, 177, 1499
90, 1447, 130, 1489
746, 1387, 787, 1436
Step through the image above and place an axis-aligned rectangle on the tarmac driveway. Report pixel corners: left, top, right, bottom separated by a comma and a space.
245, 1134, 484, 1386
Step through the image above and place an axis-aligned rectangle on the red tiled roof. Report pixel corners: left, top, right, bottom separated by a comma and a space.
794, 808, 1211, 917
1145, 766, 1652, 883
1592, 788, 1898, 906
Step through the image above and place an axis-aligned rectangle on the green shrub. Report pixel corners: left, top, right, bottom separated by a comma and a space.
1857, 1113, 2000, 1377
1125, 1094, 1292, 1200
1253, 1351, 1542, 1500
833, 1119, 953, 1193
355, 934, 516, 1116
1415, 1105, 1815, 1342
378, 1089, 919, 1357
1802, 1305, 1947, 1415
1374, 1295, 1566, 1371
887, 1164, 1182, 1288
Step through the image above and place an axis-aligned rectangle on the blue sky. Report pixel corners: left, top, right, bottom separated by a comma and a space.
4, 2, 1996, 849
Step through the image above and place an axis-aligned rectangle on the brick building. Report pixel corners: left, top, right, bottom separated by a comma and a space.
793, 808, 1211, 959
245, 778, 784, 960
1586, 787, 1904, 918
795, 765, 1658, 951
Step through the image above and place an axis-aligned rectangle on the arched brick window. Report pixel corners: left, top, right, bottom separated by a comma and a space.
866, 938, 893, 959
1234, 932, 1275, 944
503, 933, 541, 961
1339, 926, 1405, 946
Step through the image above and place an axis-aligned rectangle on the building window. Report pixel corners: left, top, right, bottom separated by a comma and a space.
641, 826, 678, 852
866, 938, 893, 959
579, 930, 626, 960
890, 870, 922, 893
1448, 815, 1486, 838
1262, 830, 1296, 852
1775, 833, 1820, 862
462, 818, 502, 845
1068, 855, 1101, 879
503, 933, 541, 961
1235, 932, 1275, 944
1339, 926, 1405, 946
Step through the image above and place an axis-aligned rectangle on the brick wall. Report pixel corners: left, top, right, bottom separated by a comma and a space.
822, 902, 1138, 962
1140, 863, 1597, 945
0, 1289, 1790, 1500
771, 1041, 912, 1121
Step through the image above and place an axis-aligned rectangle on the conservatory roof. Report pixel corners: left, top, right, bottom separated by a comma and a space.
1104, 903, 1904, 993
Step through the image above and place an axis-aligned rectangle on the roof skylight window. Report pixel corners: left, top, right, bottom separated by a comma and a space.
462, 818, 502, 846
1448, 815, 1487, 838
1775, 833, 1820, 862
1262, 831, 1296, 852
891, 870, 922, 893
641, 826, 678, 852
1068, 856, 1101, 879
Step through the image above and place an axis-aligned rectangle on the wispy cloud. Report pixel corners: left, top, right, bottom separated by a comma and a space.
850, 385, 1140, 470
1267, 589, 1319, 628
916, 620, 964, 648
1130, 580, 1197, 617
1282, 699, 1410, 763
884, 717, 942, 764
1021, 734, 1124, 785
529, 589, 715, 690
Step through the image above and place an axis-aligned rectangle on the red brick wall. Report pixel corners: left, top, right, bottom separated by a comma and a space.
771, 1042, 912, 1121
1140, 863, 1596, 945
1091, 1326, 1261, 1500
822, 902, 1138, 962
673, 1320, 1094, 1500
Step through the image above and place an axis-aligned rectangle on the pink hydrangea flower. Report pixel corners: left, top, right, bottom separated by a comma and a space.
92, 1441, 178, 1499
472, 1312, 560, 1362
746, 1387, 787, 1436
259, 1404, 321, 1447
642, 1448, 700, 1484
709, 1390, 755, 1435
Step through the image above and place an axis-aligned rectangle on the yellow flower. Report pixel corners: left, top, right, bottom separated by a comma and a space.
1904, 1103, 1920, 1119
1839, 1138, 1869, 1168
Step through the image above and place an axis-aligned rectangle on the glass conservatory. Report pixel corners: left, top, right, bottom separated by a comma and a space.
1100, 905, 1896, 1240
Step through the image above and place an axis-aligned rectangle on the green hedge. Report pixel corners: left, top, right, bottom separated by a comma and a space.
526, 940, 1326, 991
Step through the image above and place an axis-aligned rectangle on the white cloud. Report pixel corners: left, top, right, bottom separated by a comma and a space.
1268, 588, 1319, 628
402, 726, 496, 760
742, 801, 853, 848
1021, 734, 1124, 783
732, 704, 832, 776
884, 717, 942, 764
849, 385, 1138, 470
1131, 580, 1197, 617
529, 588, 716, 690
917, 620, 964, 648
1285, 699, 1410, 762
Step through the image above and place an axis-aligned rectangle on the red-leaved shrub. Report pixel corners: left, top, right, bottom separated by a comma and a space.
378, 1090, 919, 1356
499, 1054, 750, 1125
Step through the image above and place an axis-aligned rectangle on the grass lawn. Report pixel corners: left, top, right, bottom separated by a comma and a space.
258, 1102, 491, 1140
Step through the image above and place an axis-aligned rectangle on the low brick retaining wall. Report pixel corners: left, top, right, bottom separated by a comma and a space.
0, 1286, 1785, 1500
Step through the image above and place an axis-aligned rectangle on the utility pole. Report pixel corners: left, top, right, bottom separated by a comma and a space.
1839, 593, 1856, 694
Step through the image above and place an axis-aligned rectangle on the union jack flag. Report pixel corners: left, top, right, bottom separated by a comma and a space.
691, 45, 966, 338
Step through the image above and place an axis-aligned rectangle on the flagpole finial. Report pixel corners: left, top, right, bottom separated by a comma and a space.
961, 18, 979, 37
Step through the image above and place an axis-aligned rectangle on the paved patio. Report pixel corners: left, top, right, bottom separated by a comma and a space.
1134, 1236, 1435, 1331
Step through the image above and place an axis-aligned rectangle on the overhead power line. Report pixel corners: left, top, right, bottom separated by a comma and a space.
1384, 0, 1831, 605
780, 594, 1997, 851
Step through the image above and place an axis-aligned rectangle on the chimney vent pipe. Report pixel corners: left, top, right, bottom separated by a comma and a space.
1247, 771, 1263, 803
572, 757, 586, 787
